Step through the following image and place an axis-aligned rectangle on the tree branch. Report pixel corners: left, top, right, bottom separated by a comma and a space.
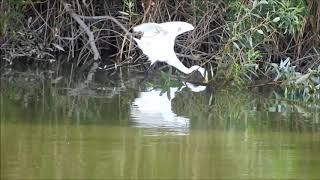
61, 0, 100, 60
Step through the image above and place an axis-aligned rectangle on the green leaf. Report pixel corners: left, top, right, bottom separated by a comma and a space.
260, 0, 268, 5
160, 71, 168, 80
272, 17, 281, 23
52, 43, 65, 51
271, 63, 281, 81
166, 88, 171, 100
257, 29, 264, 35
249, 37, 253, 48
233, 42, 240, 50
295, 73, 311, 84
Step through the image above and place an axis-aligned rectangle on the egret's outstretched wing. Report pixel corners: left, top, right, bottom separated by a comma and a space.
158, 22, 194, 38
132, 22, 170, 63
132, 21, 193, 40
132, 23, 167, 38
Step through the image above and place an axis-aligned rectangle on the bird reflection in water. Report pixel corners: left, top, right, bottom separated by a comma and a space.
130, 82, 206, 135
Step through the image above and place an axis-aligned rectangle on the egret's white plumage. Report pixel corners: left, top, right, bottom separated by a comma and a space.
132, 21, 206, 78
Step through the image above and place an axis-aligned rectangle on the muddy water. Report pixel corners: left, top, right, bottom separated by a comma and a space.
1, 73, 319, 179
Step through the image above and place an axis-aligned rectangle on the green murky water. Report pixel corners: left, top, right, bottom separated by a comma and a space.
1, 72, 319, 179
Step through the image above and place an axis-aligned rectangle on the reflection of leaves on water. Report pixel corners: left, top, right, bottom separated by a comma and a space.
269, 91, 320, 120
160, 87, 170, 99
2, 70, 319, 131
147, 70, 185, 100
171, 88, 319, 131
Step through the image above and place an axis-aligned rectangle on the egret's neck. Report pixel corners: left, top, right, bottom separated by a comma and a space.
167, 56, 200, 74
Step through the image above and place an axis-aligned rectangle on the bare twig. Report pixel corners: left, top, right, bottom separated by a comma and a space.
78, 15, 132, 36
61, 0, 100, 60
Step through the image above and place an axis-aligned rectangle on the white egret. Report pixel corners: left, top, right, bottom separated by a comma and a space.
132, 21, 207, 79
